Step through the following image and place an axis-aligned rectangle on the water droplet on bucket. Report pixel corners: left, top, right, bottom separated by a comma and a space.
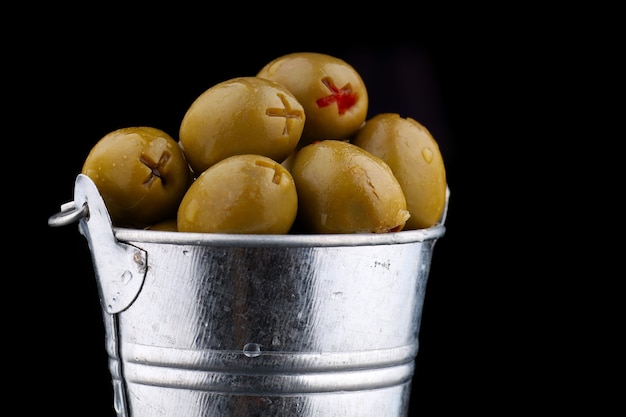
121, 270, 132, 285
331, 291, 344, 299
243, 342, 262, 358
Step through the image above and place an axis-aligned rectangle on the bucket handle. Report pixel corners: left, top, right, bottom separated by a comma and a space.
49, 174, 147, 314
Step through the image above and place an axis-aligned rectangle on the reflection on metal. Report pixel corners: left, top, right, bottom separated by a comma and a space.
50, 173, 448, 417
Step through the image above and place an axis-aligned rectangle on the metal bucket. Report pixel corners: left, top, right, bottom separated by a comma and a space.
49, 173, 448, 417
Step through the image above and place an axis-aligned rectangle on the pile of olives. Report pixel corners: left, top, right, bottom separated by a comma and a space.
81, 52, 447, 234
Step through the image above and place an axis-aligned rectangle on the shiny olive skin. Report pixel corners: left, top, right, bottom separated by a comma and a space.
179, 76, 305, 176
177, 154, 298, 234
290, 140, 409, 234
82, 126, 192, 228
257, 52, 368, 147
351, 113, 447, 229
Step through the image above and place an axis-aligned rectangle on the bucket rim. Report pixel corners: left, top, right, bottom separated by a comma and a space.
48, 174, 449, 248
113, 223, 446, 247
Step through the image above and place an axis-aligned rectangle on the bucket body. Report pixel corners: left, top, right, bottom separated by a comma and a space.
50, 174, 447, 417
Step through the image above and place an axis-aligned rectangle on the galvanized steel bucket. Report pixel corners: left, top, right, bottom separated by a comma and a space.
49, 173, 448, 417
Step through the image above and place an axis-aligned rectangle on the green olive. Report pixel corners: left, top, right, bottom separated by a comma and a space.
290, 140, 409, 234
146, 218, 178, 231
81, 126, 192, 228
351, 113, 447, 229
257, 52, 368, 147
177, 154, 298, 234
179, 76, 306, 176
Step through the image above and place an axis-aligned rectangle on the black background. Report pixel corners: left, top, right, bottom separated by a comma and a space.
16, 9, 608, 416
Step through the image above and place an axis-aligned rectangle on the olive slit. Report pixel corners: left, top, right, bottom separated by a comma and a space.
254, 159, 283, 184
265, 93, 304, 135
140, 151, 171, 187
316, 77, 357, 115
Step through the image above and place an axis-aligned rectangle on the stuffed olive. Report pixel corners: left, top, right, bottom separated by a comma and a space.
257, 52, 368, 147
81, 126, 192, 228
290, 140, 409, 234
179, 76, 306, 176
351, 113, 447, 229
177, 154, 298, 234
